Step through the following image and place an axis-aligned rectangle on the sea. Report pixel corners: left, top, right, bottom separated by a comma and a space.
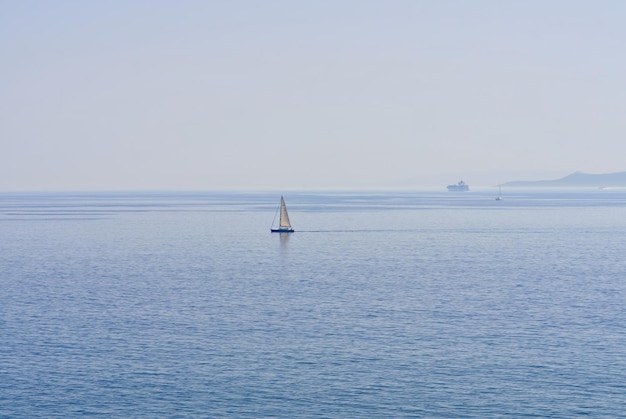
2, 189, 626, 418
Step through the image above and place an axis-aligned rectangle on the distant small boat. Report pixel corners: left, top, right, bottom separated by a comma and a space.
496, 184, 504, 201
271, 196, 295, 233
447, 180, 469, 192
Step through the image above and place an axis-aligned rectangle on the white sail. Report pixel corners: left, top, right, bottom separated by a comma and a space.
279, 196, 292, 228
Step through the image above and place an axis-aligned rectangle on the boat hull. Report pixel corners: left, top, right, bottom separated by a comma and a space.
271, 228, 294, 233
447, 185, 469, 191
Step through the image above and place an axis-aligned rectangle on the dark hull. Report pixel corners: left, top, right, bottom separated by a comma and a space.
271, 228, 294, 233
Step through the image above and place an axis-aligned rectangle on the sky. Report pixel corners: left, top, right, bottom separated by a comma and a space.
2, 0, 626, 190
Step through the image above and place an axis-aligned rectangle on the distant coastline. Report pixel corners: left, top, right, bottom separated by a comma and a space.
502, 171, 626, 188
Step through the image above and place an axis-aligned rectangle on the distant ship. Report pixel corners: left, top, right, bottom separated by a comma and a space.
447, 180, 469, 192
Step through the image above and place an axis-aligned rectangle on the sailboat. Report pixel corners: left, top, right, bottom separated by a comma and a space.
271, 196, 295, 233
496, 184, 504, 201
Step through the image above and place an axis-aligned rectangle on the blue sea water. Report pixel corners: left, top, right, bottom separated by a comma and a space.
2, 189, 626, 418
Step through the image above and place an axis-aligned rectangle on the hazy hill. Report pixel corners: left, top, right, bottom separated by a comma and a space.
503, 171, 626, 187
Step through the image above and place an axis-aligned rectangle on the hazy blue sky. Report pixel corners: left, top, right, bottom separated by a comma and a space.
2, 1, 625, 190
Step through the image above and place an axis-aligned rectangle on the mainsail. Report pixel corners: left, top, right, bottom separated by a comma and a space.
279, 196, 292, 228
